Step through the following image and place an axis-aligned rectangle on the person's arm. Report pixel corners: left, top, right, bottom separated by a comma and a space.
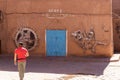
26, 51, 29, 57
14, 53, 17, 65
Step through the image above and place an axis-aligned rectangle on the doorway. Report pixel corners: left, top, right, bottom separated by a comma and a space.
46, 30, 66, 56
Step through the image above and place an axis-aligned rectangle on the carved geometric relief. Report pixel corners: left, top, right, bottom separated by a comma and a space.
15, 28, 37, 50
71, 28, 107, 53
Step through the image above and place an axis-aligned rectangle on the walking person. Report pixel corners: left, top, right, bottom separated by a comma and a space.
14, 42, 29, 80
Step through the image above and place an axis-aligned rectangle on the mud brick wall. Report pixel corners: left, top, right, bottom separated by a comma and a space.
0, 0, 113, 57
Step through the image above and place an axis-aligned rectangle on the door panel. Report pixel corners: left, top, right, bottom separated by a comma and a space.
46, 30, 66, 56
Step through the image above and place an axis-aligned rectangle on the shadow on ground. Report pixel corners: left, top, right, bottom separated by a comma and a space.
0, 56, 110, 76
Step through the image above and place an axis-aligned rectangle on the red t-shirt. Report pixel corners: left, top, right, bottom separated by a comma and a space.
15, 47, 27, 62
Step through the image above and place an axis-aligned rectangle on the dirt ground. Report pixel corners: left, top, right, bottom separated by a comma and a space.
0, 55, 120, 80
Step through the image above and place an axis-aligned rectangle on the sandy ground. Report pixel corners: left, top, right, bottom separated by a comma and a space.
0, 55, 120, 80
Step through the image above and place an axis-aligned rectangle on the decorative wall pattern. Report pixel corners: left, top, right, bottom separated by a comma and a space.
15, 28, 37, 50
72, 28, 107, 53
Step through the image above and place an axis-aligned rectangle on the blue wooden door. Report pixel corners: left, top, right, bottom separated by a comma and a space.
46, 30, 66, 56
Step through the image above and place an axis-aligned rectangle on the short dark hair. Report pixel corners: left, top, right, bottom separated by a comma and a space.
19, 42, 23, 46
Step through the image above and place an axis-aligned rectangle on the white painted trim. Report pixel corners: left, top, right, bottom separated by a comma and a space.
45, 30, 47, 56
66, 30, 68, 56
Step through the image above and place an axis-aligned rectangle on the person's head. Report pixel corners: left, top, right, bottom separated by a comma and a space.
18, 42, 23, 47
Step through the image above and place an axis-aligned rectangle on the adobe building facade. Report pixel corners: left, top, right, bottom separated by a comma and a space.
0, 0, 113, 57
